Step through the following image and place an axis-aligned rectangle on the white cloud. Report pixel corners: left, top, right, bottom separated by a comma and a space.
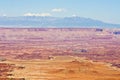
3, 14, 7, 17
24, 13, 52, 17
52, 8, 65, 12
72, 14, 77, 17
0, 14, 7, 17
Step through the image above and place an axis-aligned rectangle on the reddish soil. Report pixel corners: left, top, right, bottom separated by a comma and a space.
0, 28, 120, 80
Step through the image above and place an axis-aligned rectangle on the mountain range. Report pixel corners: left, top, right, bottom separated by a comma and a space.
0, 16, 120, 28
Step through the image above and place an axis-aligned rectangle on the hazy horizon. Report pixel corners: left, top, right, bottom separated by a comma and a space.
0, 0, 120, 24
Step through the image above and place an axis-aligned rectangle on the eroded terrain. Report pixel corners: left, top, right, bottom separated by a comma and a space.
0, 28, 120, 80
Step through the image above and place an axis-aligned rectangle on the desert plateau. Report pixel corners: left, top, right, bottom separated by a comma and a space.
0, 28, 120, 80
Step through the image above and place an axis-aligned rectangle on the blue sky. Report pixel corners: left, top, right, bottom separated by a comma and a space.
0, 0, 120, 24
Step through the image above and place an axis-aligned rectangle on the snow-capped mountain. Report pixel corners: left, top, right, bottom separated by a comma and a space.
0, 16, 120, 28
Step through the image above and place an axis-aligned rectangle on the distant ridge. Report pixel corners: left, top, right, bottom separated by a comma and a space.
0, 16, 120, 28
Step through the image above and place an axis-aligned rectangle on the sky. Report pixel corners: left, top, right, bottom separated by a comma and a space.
0, 0, 120, 24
